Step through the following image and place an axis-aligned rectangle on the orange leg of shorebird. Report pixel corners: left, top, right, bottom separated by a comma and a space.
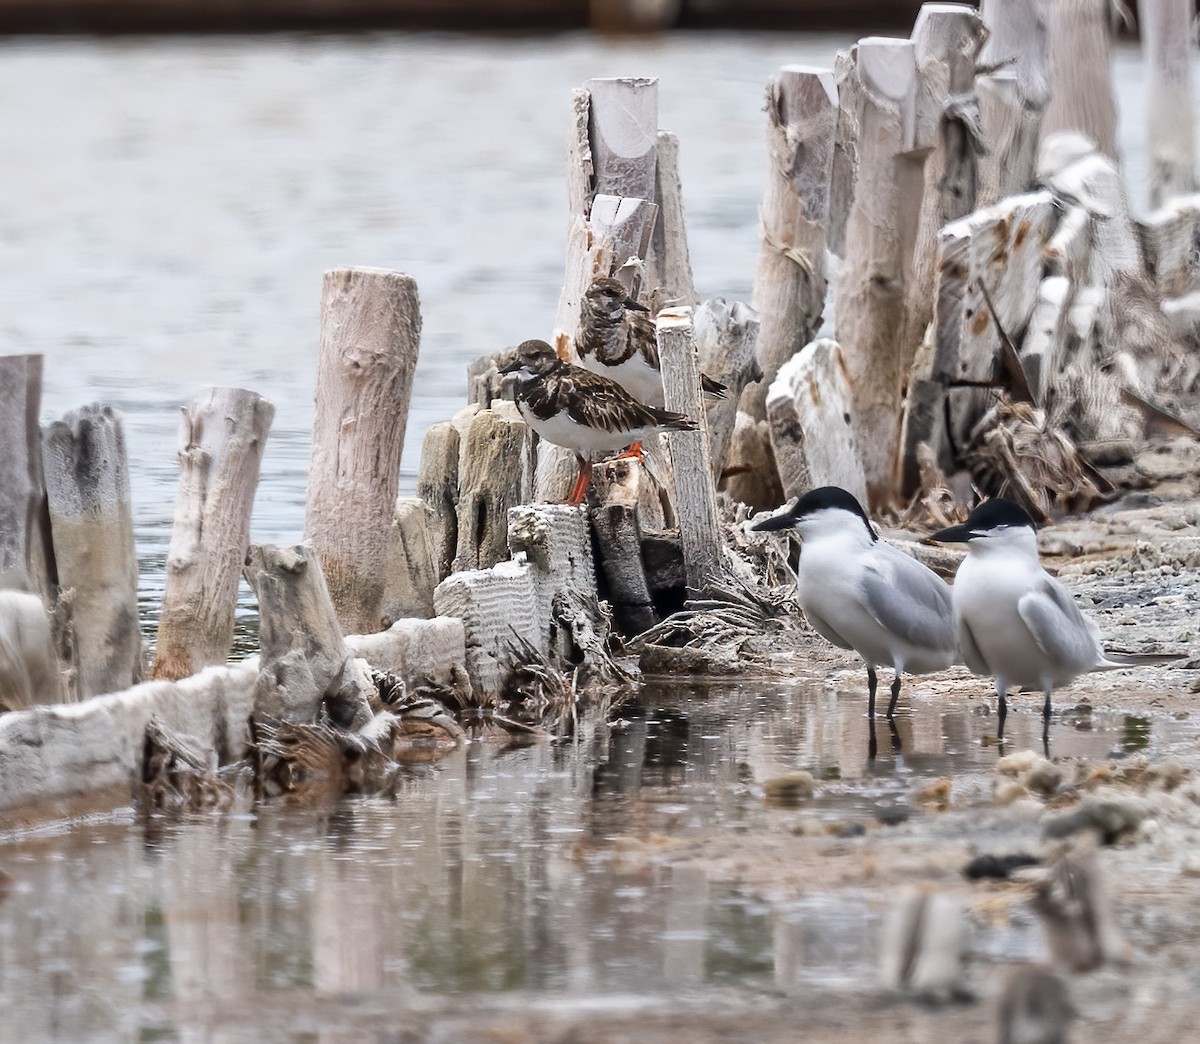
613, 440, 645, 462
565, 458, 592, 507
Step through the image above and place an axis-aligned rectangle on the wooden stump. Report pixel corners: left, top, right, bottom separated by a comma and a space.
152, 387, 274, 681
382, 497, 439, 622
657, 308, 721, 591
43, 403, 142, 699
978, 0, 1050, 107
743, 66, 837, 421
417, 420, 461, 581
453, 401, 534, 573
766, 339, 868, 505
722, 411, 785, 511
694, 297, 761, 481
1021, 277, 1073, 405
648, 130, 698, 306
243, 543, 374, 728
584, 76, 659, 207
1141, 195, 1200, 298
344, 617, 467, 690
305, 267, 421, 636
0, 589, 62, 710
835, 37, 923, 506
1042, 0, 1118, 159
0, 354, 54, 601
589, 458, 659, 635
433, 559, 542, 694
975, 73, 1044, 207
1141, 0, 1197, 208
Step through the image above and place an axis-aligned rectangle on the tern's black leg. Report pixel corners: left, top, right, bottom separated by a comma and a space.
1042, 685, 1053, 755
996, 679, 1008, 740
887, 674, 902, 719
867, 666, 878, 720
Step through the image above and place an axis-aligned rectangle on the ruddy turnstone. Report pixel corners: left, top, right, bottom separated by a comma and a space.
498, 338, 698, 506
578, 278, 727, 408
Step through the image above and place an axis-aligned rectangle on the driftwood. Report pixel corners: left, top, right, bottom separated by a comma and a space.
1141, 195, 1200, 299
743, 65, 837, 421
694, 297, 761, 481
152, 387, 274, 681
589, 458, 659, 635
648, 130, 698, 306
766, 338, 868, 505
452, 400, 534, 573
345, 617, 467, 691
0, 589, 62, 710
0, 354, 54, 601
243, 542, 374, 729
589, 194, 658, 290
975, 73, 1042, 207
1041, 0, 1118, 159
585, 76, 659, 205
42, 403, 143, 699
835, 36, 923, 505
382, 497, 439, 622
722, 410, 785, 510
1141, 0, 1197, 209
417, 420, 461, 581
657, 308, 722, 590
1021, 277, 1072, 404
305, 267, 421, 636
880, 889, 968, 1002
433, 558, 543, 695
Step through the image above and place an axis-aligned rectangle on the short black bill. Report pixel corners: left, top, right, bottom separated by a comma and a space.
931, 522, 973, 543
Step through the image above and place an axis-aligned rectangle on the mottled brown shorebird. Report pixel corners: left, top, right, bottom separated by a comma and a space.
498, 338, 697, 506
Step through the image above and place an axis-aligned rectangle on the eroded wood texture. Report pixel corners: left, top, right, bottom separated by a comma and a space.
648, 130, 698, 306
417, 420, 461, 581
43, 403, 142, 699
0, 589, 62, 710
1041, 0, 1118, 159
0, 354, 53, 601
695, 297, 762, 481
588, 458, 658, 635
1141, 0, 1197, 208
153, 387, 274, 681
305, 267, 421, 636
744, 66, 837, 421
382, 497, 439, 622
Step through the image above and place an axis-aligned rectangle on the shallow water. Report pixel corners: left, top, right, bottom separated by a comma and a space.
0, 677, 1191, 1039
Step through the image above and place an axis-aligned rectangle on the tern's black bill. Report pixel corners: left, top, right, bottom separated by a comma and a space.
931, 522, 973, 543
750, 511, 796, 532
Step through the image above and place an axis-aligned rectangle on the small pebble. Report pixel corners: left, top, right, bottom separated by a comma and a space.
875, 804, 912, 826
763, 771, 815, 806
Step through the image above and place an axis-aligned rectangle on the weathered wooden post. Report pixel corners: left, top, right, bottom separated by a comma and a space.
0, 589, 62, 710
244, 542, 374, 728
976, 0, 1048, 205
152, 387, 274, 681
1042, 0, 1119, 159
657, 307, 721, 591
305, 267, 421, 636
0, 354, 54, 600
588, 459, 658, 634
42, 404, 143, 698
381, 497, 439, 622
835, 37, 923, 506
648, 130, 698, 306
1141, 0, 1197, 208
417, 419, 461, 581
743, 65, 837, 421
694, 297, 761, 481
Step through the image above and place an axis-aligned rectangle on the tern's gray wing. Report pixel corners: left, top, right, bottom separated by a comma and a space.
862, 548, 956, 654
1016, 577, 1101, 672
803, 607, 854, 651
957, 617, 990, 677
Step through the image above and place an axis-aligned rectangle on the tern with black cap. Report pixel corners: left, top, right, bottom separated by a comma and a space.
751, 486, 957, 721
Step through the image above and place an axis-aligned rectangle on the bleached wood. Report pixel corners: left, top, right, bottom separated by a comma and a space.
243, 542, 373, 728
648, 130, 698, 306
152, 387, 274, 681
1161, 290, 1200, 341
305, 267, 421, 636
1021, 277, 1073, 404
584, 77, 659, 206
0, 355, 53, 601
433, 558, 542, 694
979, 0, 1050, 107
836, 37, 922, 505
565, 87, 594, 221
588, 458, 658, 634
1042, 0, 1118, 159
975, 73, 1043, 206
42, 404, 142, 699
0, 662, 256, 827
657, 307, 721, 590
829, 48, 862, 258
766, 339, 868, 505
1045, 203, 1093, 283
744, 65, 838, 421
694, 297, 762, 480
382, 497, 438, 622
0, 589, 62, 710
508, 504, 599, 662
1139, 194, 1200, 297
344, 616, 467, 690
1142, 0, 1196, 208
590, 193, 659, 293
417, 420, 460, 581
880, 891, 966, 1000
453, 400, 534, 573
905, 5, 987, 357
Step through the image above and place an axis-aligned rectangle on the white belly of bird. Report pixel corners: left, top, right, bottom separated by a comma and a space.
579, 353, 665, 407
516, 399, 649, 455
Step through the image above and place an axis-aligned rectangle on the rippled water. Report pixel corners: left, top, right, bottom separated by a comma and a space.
0, 677, 1186, 1039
